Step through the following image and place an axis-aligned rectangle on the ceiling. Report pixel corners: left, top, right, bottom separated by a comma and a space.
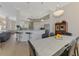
0, 2, 70, 21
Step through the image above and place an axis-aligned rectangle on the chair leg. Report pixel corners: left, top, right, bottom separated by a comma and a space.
77, 48, 78, 55
76, 45, 79, 55
74, 44, 79, 56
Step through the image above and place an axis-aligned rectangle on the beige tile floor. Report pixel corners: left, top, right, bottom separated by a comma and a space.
0, 34, 30, 56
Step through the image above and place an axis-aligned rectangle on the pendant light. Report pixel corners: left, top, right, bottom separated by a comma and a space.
53, 9, 64, 17
53, 3, 64, 17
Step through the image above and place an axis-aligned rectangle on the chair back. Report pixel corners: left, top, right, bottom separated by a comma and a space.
69, 37, 79, 56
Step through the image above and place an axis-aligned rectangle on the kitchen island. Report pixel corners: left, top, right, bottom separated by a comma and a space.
16, 30, 45, 41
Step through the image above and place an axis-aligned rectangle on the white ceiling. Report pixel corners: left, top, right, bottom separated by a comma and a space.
0, 2, 70, 20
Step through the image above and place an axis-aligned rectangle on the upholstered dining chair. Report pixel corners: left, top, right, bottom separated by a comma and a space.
68, 37, 79, 56
74, 37, 79, 56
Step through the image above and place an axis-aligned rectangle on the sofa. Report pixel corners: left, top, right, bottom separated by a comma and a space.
0, 32, 11, 43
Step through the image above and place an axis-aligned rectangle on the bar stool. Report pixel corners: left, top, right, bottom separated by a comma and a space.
16, 32, 22, 42
25, 32, 32, 40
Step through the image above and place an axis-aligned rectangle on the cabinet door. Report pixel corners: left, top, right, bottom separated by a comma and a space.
60, 24, 66, 32
60, 25, 65, 31
56, 25, 60, 31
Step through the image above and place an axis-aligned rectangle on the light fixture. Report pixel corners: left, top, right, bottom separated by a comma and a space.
53, 9, 64, 17
41, 19, 44, 21
53, 3, 64, 17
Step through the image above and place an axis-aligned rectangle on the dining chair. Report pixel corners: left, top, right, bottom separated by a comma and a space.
68, 37, 79, 56
74, 37, 79, 56
68, 40, 76, 56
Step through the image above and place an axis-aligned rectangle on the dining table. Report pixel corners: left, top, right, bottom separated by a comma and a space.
29, 35, 77, 56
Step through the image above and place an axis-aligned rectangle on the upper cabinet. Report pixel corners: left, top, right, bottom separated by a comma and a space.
55, 21, 68, 34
